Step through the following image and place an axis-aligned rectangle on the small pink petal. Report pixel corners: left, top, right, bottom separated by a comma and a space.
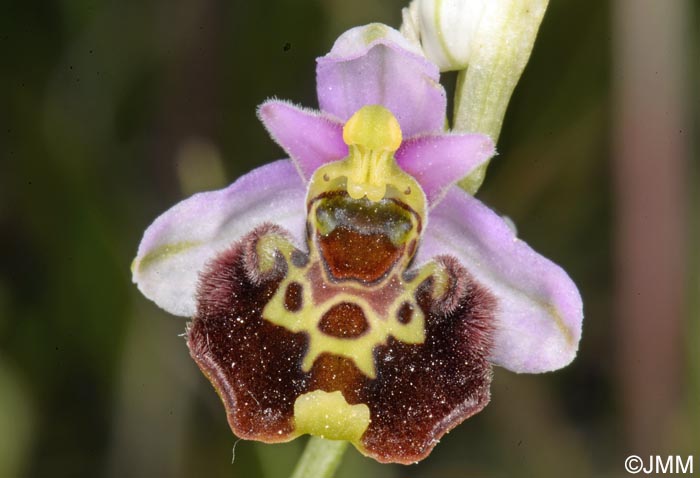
396, 133, 495, 206
258, 100, 347, 181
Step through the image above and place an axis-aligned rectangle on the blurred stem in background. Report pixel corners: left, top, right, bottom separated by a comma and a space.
0, 357, 33, 478
613, 0, 692, 454
688, 1, 700, 454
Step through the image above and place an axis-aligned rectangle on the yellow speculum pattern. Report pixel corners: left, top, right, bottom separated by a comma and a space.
256, 106, 449, 443
261, 238, 445, 379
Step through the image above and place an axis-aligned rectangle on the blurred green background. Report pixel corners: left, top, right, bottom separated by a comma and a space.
1, 1, 697, 477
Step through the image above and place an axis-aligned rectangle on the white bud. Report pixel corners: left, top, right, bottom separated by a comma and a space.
413, 0, 489, 71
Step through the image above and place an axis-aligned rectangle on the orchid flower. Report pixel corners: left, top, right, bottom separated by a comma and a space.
132, 23, 582, 464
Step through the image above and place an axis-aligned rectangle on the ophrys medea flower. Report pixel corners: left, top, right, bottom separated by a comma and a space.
132, 24, 583, 464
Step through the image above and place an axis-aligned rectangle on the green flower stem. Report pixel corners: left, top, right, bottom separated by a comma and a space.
289, 437, 348, 478
453, 0, 549, 194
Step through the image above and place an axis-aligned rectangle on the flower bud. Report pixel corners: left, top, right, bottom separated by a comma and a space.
409, 0, 548, 76
412, 0, 488, 71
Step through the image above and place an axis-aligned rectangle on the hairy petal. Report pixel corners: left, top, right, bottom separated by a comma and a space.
396, 133, 495, 206
415, 188, 583, 372
316, 23, 446, 137
258, 100, 347, 181
132, 160, 307, 317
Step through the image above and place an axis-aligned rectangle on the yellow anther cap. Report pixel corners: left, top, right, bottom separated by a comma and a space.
342, 105, 402, 152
